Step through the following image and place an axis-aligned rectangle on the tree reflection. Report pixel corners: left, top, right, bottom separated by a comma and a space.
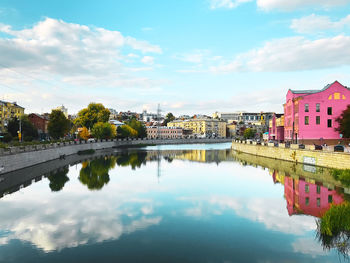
79, 157, 116, 190
115, 152, 147, 170
47, 166, 70, 192
316, 202, 350, 259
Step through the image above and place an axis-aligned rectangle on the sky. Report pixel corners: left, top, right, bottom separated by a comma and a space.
0, 0, 350, 115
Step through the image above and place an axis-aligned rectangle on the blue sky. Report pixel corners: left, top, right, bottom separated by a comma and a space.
0, 0, 350, 115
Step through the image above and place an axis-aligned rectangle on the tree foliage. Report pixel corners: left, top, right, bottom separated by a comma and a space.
336, 105, 350, 138
48, 110, 70, 139
163, 112, 175, 126
76, 103, 110, 129
91, 122, 116, 139
117, 125, 138, 138
7, 115, 38, 141
79, 127, 90, 140
125, 119, 147, 138
243, 128, 256, 139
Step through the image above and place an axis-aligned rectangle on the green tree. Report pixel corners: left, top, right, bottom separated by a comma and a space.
126, 119, 147, 138
7, 115, 38, 141
116, 152, 147, 169
243, 128, 256, 139
47, 166, 70, 192
117, 125, 138, 138
163, 112, 175, 126
91, 122, 115, 139
79, 157, 116, 190
48, 110, 70, 139
75, 103, 110, 129
336, 105, 350, 138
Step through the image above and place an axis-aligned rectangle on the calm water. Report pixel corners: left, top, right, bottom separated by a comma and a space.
0, 143, 347, 262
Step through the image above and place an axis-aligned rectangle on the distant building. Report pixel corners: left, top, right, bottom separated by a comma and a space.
268, 114, 284, 142
284, 81, 350, 144
141, 110, 159, 122
28, 113, 49, 139
0, 100, 25, 133
117, 111, 139, 121
108, 108, 118, 120
109, 120, 125, 128
167, 119, 226, 137
55, 105, 68, 118
146, 126, 183, 139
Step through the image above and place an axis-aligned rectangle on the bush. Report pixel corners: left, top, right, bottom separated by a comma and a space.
3, 133, 13, 143
23, 136, 33, 142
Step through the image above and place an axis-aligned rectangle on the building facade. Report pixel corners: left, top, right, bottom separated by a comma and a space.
0, 101, 25, 133
28, 113, 49, 139
284, 81, 350, 144
146, 126, 183, 139
268, 114, 284, 142
167, 119, 226, 137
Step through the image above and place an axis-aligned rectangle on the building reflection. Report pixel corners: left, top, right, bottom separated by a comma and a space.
271, 170, 344, 218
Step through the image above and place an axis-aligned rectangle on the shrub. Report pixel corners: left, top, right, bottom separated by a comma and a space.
3, 133, 13, 143
331, 169, 350, 187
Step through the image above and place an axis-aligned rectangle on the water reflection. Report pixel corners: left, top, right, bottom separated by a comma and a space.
1, 145, 350, 262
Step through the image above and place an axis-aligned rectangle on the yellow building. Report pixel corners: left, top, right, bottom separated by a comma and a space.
0, 100, 25, 132
167, 119, 226, 137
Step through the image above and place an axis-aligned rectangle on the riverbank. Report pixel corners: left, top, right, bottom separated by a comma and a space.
232, 141, 350, 169
0, 138, 231, 174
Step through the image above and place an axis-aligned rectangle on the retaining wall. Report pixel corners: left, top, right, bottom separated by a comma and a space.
232, 141, 350, 169
0, 138, 231, 174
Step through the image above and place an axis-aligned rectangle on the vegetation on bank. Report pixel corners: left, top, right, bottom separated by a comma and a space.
331, 169, 350, 187
77, 149, 96, 155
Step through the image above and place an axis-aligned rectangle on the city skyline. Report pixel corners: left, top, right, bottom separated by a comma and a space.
1, 0, 350, 115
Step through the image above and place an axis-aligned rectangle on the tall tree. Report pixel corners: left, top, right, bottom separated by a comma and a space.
126, 119, 147, 138
7, 115, 38, 141
91, 122, 116, 139
336, 105, 350, 138
163, 112, 175, 126
48, 110, 70, 139
76, 103, 110, 129
117, 125, 138, 138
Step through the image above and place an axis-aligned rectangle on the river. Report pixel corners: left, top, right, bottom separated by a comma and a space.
0, 142, 347, 262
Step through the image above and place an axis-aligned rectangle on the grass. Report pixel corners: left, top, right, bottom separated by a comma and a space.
77, 149, 96, 155
114, 143, 156, 148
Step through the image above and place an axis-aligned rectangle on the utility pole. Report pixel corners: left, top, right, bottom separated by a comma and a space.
18, 117, 22, 142
157, 103, 161, 138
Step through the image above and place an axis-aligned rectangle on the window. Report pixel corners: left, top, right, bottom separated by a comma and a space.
305, 197, 309, 206
305, 104, 309, 112
305, 184, 309, 193
317, 185, 321, 194
328, 119, 332, 128
328, 195, 333, 203
327, 107, 332, 115
316, 103, 320, 112
317, 198, 321, 207
316, 116, 320, 125
305, 116, 309, 125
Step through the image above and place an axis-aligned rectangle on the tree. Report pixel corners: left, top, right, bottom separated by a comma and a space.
126, 119, 147, 138
117, 125, 138, 138
243, 128, 256, 139
7, 115, 38, 141
91, 122, 116, 139
79, 127, 90, 140
48, 110, 70, 139
75, 103, 110, 129
163, 112, 175, 126
336, 105, 350, 138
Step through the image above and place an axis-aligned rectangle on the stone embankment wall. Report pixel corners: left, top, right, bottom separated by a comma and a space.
0, 138, 231, 174
232, 141, 350, 169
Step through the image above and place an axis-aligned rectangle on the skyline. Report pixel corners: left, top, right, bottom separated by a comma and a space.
1, 0, 350, 115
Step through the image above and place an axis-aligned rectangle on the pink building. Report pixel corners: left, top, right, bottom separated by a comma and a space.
146, 126, 183, 139
284, 81, 350, 144
268, 113, 284, 142
284, 177, 344, 218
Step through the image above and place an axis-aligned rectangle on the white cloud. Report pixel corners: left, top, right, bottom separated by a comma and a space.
292, 237, 328, 257
291, 14, 350, 34
210, 35, 350, 72
257, 0, 350, 11
141, 56, 155, 65
210, 0, 253, 9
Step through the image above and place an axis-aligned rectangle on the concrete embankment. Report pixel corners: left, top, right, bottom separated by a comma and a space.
0, 138, 231, 174
231, 141, 350, 169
